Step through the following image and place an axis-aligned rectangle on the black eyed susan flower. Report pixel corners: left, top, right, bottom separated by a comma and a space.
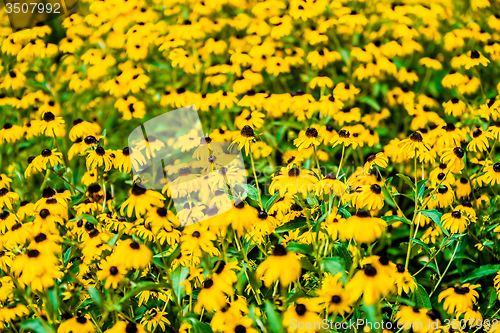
467, 127, 495, 152
483, 162, 500, 185
398, 131, 430, 158
393, 264, 417, 295
346, 264, 394, 305
97, 260, 126, 289
32, 148, 64, 172
68, 118, 101, 141
315, 174, 346, 197
114, 239, 152, 270
462, 50, 490, 69
283, 299, 323, 331
105, 321, 147, 333
293, 127, 321, 151
455, 178, 472, 199
58, 316, 96, 333
438, 284, 480, 314
269, 167, 317, 198
256, 244, 301, 287
139, 308, 171, 332
0, 188, 19, 210
0, 122, 24, 143
440, 147, 465, 173
120, 183, 165, 218
86, 146, 114, 171
330, 129, 355, 148
316, 273, 352, 315
443, 98, 466, 117
180, 224, 220, 256
357, 183, 385, 210
364, 152, 389, 171
37, 111, 65, 137
232, 125, 256, 156
194, 278, 233, 314
344, 210, 387, 243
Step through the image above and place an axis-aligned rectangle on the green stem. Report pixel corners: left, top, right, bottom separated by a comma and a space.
429, 241, 460, 297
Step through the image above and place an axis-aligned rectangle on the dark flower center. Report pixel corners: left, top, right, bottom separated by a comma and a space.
364, 264, 377, 276
132, 183, 147, 196
370, 184, 381, 194
396, 264, 405, 273
331, 295, 341, 304
192, 231, 201, 238
179, 167, 192, 176
470, 50, 480, 59
40, 209, 50, 219
452, 211, 461, 218
305, 127, 318, 138
41, 149, 52, 157
203, 279, 214, 288
234, 325, 246, 333
454, 286, 470, 294
295, 304, 307, 315
3, 122, 12, 129
493, 163, 500, 173
339, 130, 350, 138
129, 241, 140, 250
453, 147, 464, 158
28, 249, 40, 258
473, 129, 482, 138
11, 223, 22, 231
410, 132, 423, 142
356, 210, 370, 218
438, 186, 449, 194
84, 136, 97, 144
241, 125, 255, 137
125, 323, 138, 333
215, 260, 226, 274
258, 211, 268, 219
207, 207, 219, 216
157, 207, 167, 217
35, 233, 47, 242
76, 317, 87, 324
43, 112, 55, 122
273, 244, 287, 256
460, 177, 468, 184
288, 168, 301, 177
110, 266, 119, 275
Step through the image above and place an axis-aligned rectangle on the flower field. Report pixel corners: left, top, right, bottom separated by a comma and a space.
1, 0, 500, 332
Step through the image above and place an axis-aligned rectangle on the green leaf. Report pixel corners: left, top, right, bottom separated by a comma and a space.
412, 284, 432, 309
359, 96, 381, 111
416, 179, 429, 200
118, 282, 169, 304
69, 214, 97, 225
420, 210, 449, 236
285, 242, 312, 254
265, 192, 281, 212
240, 183, 259, 202
275, 220, 307, 233
462, 264, 500, 283
410, 238, 431, 254
21, 319, 54, 333
397, 173, 415, 190
88, 287, 102, 309
47, 287, 60, 319
265, 301, 284, 333
333, 242, 352, 271
338, 207, 351, 218
320, 257, 346, 284
245, 266, 262, 291
300, 257, 318, 272
381, 215, 411, 225
361, 304, 378, 327
381, 186, 397, 208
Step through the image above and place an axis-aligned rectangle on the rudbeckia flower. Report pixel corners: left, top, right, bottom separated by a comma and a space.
97, 260, 127, 289
467, 127, 495, 152
232, 125, 256, 156
440, 147, 465, 173
346, 263, 394, 305
441, 210, 470, 233
294, 127, 321, 151
58, 316, 95, 333
483, 162, 500, 185
256, 244, 301, 287
270, 167, 317, 198
462, 50, 490, 69
398, 131, 430, 158
438, 284, 480, 314
114, 239, 152, 270
364, 152, 389, 170
104, 322, 147, 333
120, 183, 165, 218
0, 122, 24, 143
86, 147, 114, 171
283, 299, 323, 332
344, 210, 387, 243
37, 111, 65, 137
